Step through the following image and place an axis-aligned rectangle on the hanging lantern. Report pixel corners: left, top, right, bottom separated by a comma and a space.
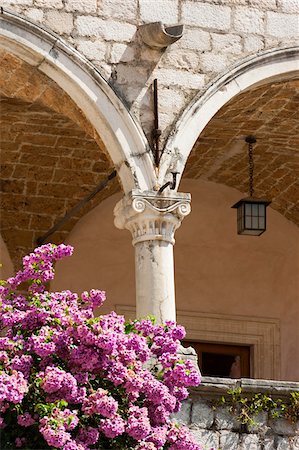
232, 136, 271, 236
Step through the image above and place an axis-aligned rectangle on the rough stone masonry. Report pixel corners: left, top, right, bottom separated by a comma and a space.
1, 0, 298, 143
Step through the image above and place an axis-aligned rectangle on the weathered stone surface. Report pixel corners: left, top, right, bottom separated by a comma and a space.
1, 0, 299, 268
191, 398, 214, 429
269, 417, 297, 436
200, 52, 228, 73
215, 406, 240, 430
178, 28, 211, 51
65, 0, 97, 13
0, 69, 118, 267
244, 35, 265, 52
110, 43, 135, 63
24, 7, 44, 21
35, 0, 62, 8
76, 16, 136, 41
99, 0, 137, 22
219, 430, 240, 449
239, 433, 260, 449
45, 10, 73, 34
190, 429, 220, 449
182, 2, 231, 30
76, 39, 107, 62
233, 7, 265, 34
266, 11, 299, 37
156, 68, 205, 90
277, 436, 298, 450
139, 0, 179, 23
174, 399, 192, 425
1, 0, 298, 151
278, 0, 299, 13
211, 33, 243, 54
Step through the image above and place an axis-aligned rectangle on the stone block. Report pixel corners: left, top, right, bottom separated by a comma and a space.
113, 64, 147, 86
215, 406, 240, 430
173, 399, 192, 425
76, 16, 105, 37
219, 430, 240, 449
158, 87, 186, 112
211, 33, 243, 54
248, 412, 269, 434
263, 436, 276, 450
182, 2, 231, 30
45, 11, 73, 35
239, 433, 260, 449
178, 28, 211, 51
244, 35, 265, 52
277, 436, 297, 450
156, 68, 205, 90
269, 417, 296, 436
76, 39, 107, 62
190, 429, 220, 449
191, 399, 214, 429
200, 52, 228, 73
233, 7, 265, 34
76, 16, 136, 41
293, 436, 299, 449
65, 0, 97, 13
34, 0, 63, 7
101, 20, 137, 42
249, 0, 277, 8
99, 0, 137, 21
110, 43, 135, 63
24, 8, 44, 22
139, 0, 179, 23
2, 0, 32, 4
279, 0, 299, 13
266, 12, 299, 37
162, 48, 200, 71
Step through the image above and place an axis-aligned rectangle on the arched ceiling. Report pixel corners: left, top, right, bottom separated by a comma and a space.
0, 49, 121, 268
184, 79, 299, 226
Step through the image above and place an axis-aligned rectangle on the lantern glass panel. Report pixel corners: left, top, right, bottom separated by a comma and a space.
232, 199, 270, 236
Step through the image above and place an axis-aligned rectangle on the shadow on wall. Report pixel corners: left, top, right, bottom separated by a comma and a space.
107, 29, 165, 148
0, 234, 14, 279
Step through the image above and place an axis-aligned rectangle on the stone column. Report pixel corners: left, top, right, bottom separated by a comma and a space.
114, 189, 191, 324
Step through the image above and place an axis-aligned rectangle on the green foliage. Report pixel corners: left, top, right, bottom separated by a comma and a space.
217, 387, 299, 427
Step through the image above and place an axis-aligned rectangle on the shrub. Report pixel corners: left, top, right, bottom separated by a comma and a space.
0, 244, 201, 450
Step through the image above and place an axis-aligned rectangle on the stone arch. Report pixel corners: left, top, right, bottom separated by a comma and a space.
159, 46, 299, 187
0, 10, 156, 193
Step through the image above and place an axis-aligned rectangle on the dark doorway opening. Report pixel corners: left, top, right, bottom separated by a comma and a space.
183, 341, 251, 378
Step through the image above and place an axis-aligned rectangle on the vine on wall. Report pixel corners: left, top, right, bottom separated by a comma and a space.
217, 387, 299, 427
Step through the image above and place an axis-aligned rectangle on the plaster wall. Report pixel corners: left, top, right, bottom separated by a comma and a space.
1, 0, 298, 143
0, 234, 14, 279
52, 179, 299, 382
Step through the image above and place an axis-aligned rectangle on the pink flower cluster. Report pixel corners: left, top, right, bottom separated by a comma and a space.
0, 244, 201, 450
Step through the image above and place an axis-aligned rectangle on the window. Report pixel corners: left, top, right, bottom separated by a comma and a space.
183, 341, 250, 378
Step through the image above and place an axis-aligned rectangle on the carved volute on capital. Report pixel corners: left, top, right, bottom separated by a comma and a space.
114, 190, 191, 245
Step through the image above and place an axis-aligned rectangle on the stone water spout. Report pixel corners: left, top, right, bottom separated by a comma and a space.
139, 22, 184, 49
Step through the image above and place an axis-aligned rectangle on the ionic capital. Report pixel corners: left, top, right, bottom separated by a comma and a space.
114, 190, 191, 245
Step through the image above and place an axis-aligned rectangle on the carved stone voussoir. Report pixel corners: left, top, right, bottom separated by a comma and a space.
114, 190, 191, 245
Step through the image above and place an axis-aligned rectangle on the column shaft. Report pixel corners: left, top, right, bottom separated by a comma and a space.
135, 240, 175, 322
114, 190, 191, 324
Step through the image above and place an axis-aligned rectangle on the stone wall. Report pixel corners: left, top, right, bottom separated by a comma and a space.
178, 378, 299, 450
1, 0, 298, 142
